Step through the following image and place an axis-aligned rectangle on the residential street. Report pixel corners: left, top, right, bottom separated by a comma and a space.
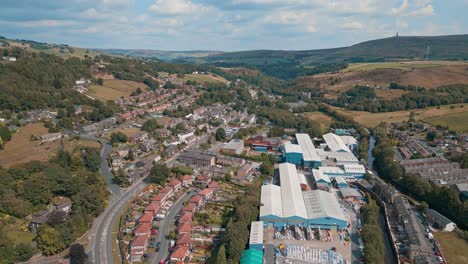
150, 190, 198, 264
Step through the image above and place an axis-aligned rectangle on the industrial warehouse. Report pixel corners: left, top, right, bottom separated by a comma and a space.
283, 133, 365, 179
260, 163, 348, 230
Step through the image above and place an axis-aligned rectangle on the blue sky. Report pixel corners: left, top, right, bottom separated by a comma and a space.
0, 0, 466, 51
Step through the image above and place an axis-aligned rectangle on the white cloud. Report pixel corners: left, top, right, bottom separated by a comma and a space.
149, 0, 207, 15
18, 20, 77, 27
341, 21, 364, 30
409, 4, 434, 16
263, 10, 317, 32
391, 0, 409, 15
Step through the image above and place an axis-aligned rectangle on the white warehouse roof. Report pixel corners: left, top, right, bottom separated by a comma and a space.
339, 135, 358, 146
319, 166, 346, 175
303, 190, 347, 222
334, 176, 347, 185
260, 184, 283, 218
284, 142, 303, 154
343, 164, 366, 174
249, 221, 264, 245
323, 133, 351, 152
296, 133, 321, 162
312, 169, 331, 183
279, 163, 308, 219
315, 149, 359, 163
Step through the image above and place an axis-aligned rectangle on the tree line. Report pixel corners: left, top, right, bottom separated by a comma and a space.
331, 85, 468, 113
360, 194, 385, 264
0, 148, 109, 260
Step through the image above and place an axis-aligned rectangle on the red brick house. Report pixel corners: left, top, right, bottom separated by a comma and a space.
207, 181, 220, 192
159, 186, 174, 197
198, 188, 214, 202
144, 202, 161, 216
152, 193, 168, 203
134, 222, 151, 237
179, 212, 193, 223
168, 179, 182, 192
178, 222, 192, 235
130, 235, 149, 262
176, 234, 192, 247
169, 246, 190, 262
189, 195, 204, 209
139, 212, 154, 224
182, 203, 197, 213
180, 175, 194, 187
196, 175, 211, 186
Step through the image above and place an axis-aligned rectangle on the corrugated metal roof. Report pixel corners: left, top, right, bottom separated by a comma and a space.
249, 221, 264, 245
343, 164, 366, 173
284, 142, 303, 154
240, 249, 263, 264
296, 133, 320, 162
260, 184, 283, 218
312, 169, 331, 183
303, 190, 347, 222
323, 133, 351, 152
279, 163, 308, 219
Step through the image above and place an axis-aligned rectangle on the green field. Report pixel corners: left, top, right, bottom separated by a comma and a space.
434, 232, 468, 264
305, 112, 334, 130
87, 79, 148, 101
181, 73, 228, 84
332, 104, 468, 129
344, 61, 468, 72
6, 230, 35, 245
424, 111, 468, 133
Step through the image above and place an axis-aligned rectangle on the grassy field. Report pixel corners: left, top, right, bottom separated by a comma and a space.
0, 123, 61, 167
375, 89, 408, 99
175, 73, 228, 84
434, 232, 468, 264
6, 39, 103, 59
6, 230, 35, 245
304, 112, 334, 130
424, 111, 468, 133
103, 127, 142, 140
0, 123, 102, 168
331, 104, 468, 129
87, 79, 148, 101
344, 61, 468, 72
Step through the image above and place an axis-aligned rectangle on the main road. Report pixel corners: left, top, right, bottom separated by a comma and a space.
150, 190, 197, 264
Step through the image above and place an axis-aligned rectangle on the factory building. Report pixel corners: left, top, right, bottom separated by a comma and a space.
323, 133, 351, 152
259, 163, 348, 230
312, 169, 332, 190
283, 142, 303, 165
318, 164, 366, 179
295, 133, 321, 168
248, 221, 264, 252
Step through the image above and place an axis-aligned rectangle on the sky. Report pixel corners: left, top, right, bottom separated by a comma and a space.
0, 0, 466, 51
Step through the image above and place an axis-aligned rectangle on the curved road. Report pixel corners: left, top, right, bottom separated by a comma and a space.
150, 190, 197, 264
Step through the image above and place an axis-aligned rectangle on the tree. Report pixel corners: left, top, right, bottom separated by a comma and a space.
97, 78, 104, 85
110, 132, 128, 144
142, 119, 160, 132
225, 172, 232, 182
0, 126, 12, 142
24, 173, 52, 206
82, 148, 101, 172
149, 163, 171, 185
14, 243, 35, 262
426, 131, 436, 141
69, 243, 88, 264
215, 128, 226, 142
168, 230, 177, 240
211, 245, 227, 264
418, 201, 429, 212
35, 225, 66, 255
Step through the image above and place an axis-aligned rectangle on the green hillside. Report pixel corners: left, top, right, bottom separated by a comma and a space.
201, 34, 468, 65
99, 49, 223, 61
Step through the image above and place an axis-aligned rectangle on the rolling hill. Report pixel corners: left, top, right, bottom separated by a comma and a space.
98, 49, 223, 61
198, 34, 468, 66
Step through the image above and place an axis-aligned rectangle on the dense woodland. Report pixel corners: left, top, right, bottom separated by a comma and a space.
372, 128, 468, 230
360, 194, 385, 264
331, 85, 468, 112
0, 148, 108, 261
